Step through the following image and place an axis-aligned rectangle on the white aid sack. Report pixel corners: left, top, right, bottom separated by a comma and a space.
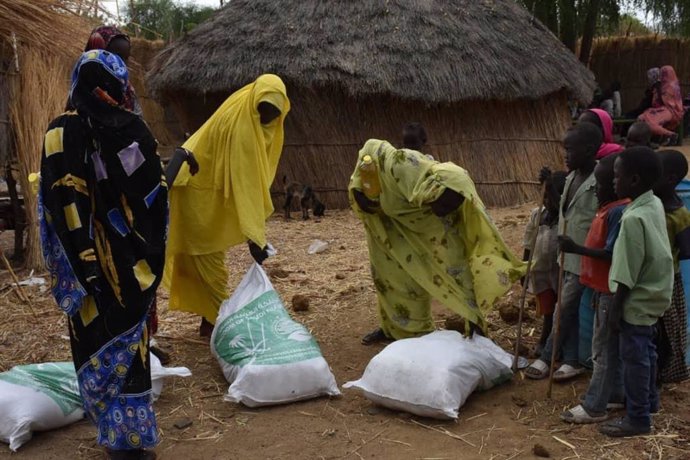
211, 263, 340, 407
0, 362, 84, 452
343, 331, 513, 419
0, 355, 191, 451
150, 353, 192, 401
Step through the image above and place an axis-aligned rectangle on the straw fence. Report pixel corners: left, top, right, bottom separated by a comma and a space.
589, 35, 690, 113
167, 86, 571, 209
129, 39, 185, 158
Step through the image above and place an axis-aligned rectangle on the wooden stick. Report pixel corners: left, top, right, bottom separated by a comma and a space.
0, 248, 36, 317
513, 187, 546, 371
547, 221, 568, 398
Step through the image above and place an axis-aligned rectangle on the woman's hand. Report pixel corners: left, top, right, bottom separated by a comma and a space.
353, 189, 379, 214
185, 151, 200, 176
430, 188, 464, 217
248, 241, 269, 265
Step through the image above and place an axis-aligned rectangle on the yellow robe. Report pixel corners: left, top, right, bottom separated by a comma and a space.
349, 139, 525, 338
164, 74, 290, 323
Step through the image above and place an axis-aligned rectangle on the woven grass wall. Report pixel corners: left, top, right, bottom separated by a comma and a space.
589, 36, 690, 113
166, 86, 570, 209
129, 39, 185, 158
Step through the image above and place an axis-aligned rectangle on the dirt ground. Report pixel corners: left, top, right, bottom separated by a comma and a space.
1, 203, 689, 460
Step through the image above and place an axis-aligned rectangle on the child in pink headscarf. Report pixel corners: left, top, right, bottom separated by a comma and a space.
639, 66, 685, 145
579, 109, 624, 160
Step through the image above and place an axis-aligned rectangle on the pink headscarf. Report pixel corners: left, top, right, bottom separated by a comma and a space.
659, 66, 684, 122
588, 109, 624, 159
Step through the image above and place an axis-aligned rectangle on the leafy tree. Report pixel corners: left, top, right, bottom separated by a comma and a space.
124, 0, 216, 40
519, 0, 689, 63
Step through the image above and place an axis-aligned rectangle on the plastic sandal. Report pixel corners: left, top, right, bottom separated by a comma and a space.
553, 364, 585, 382
524, 359, 549, 380
560, 404, 608, 424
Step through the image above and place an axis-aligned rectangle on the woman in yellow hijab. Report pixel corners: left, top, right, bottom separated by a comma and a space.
164, 74, 290, 336
350, 139, 525, 344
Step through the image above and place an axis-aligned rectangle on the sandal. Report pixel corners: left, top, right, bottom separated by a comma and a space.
361, 328, 390, 345
524, 359, 550, 380
553, 364, 585, 382
560, 404, 608, 424
579, 394, 625, 410
599, 417, 651, 438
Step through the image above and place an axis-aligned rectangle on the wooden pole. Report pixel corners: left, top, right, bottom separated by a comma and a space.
512, 187, 546, 372
547, 221, 568, 399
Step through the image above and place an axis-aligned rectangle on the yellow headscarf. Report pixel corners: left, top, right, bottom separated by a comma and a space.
167, 74, 290, 255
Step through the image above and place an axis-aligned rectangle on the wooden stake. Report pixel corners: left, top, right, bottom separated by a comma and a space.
547, 221, 568, 398
513, 187, 546, 371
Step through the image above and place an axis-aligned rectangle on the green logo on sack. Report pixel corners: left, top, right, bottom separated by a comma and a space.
214, 290, 322, 367
0, 362, 82, 415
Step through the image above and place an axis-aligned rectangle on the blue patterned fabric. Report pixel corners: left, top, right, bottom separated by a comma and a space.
69, 49, 128, 102
38, 189, 87, 317
78, 321, 158, 449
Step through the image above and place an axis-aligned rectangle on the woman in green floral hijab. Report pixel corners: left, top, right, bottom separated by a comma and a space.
350, 139, 525, 344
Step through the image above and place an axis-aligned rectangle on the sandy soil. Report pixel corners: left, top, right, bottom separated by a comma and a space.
1, 205, 689, 460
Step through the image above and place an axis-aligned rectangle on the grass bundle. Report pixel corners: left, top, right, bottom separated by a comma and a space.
9, 47, 74, 269
0, 0, 87, 54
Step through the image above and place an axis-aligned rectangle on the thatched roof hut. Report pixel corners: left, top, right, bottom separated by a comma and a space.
148, 0, 596, 208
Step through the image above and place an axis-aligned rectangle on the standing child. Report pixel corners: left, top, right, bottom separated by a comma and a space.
523, 171, 567, 355
653, 150, 690, 383
525, 123, 601, 381
558, 154, 629, 423
600, 147, 673, 437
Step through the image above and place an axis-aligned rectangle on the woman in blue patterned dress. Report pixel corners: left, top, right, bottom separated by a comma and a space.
39, 50, 168, 459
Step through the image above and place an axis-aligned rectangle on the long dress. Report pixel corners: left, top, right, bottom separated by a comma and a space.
639, 66, 685, 137
164, 74, 290, 324
349, 139, 525, 338
39, 50, 168, 451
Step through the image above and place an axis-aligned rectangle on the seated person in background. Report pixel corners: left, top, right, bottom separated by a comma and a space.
600, 82, 622, 119
625, 68, 660, 120
625, 121, 653, 149
579, 109, 624, 159
639, 66, 684, 146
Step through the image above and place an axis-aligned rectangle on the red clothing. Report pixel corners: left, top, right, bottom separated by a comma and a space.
580, 199, 630, 293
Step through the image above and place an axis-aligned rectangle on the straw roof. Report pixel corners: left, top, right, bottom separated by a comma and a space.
148, 0, 595, 104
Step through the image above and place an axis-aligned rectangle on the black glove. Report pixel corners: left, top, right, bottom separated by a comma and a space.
248, 241, 269, 265
353, 189, 379, 214
538, 166, 552, 184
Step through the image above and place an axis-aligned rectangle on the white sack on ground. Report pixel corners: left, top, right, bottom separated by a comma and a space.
343, 331, 513, 419
0, 362, 84, 452
0, 355, 191, 451
211, 263, 340, 407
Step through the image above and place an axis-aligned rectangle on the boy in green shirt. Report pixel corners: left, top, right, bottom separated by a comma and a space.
600, 147, 674, 437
